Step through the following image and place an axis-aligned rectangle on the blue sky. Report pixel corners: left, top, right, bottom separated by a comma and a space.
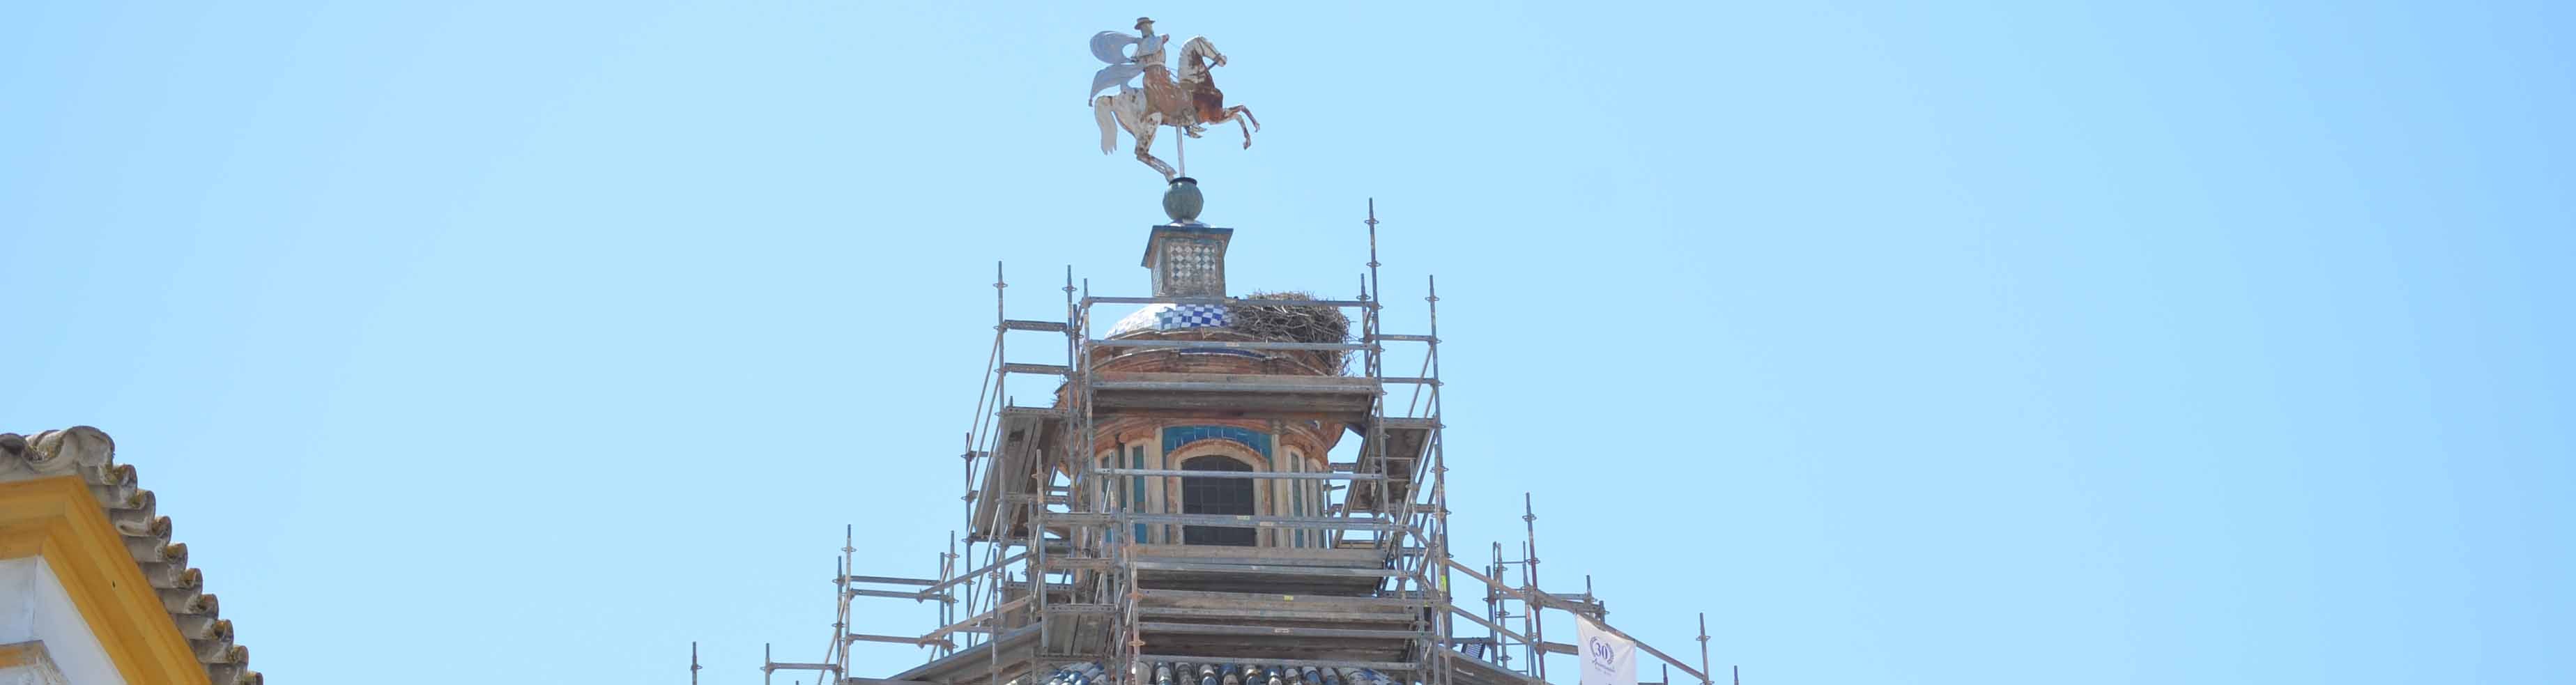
3, 1, 2570, 683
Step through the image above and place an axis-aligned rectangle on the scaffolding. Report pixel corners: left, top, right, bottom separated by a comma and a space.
756, 204, 1723, 685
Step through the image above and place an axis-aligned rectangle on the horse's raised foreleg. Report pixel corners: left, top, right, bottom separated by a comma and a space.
1217, 105, 1259, 148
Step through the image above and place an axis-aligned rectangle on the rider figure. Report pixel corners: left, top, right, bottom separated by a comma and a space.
1130, 17, 1199, 135
1131, 17, 1167, 70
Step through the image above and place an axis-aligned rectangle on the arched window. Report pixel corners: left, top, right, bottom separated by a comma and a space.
1180, 454, 1257, 546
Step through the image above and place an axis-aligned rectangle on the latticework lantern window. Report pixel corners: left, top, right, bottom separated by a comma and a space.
1144, 226, 1233, 298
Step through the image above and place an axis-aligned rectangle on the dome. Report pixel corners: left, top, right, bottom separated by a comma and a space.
1107, 302, 1233, 337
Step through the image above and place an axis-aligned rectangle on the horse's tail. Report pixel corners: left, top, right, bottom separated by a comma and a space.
1094, 94, 1120, 154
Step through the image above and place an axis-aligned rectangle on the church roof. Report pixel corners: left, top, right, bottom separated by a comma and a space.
1, 427, 263, 685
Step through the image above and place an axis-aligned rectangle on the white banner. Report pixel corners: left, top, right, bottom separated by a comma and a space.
1575, 615, 1636, 685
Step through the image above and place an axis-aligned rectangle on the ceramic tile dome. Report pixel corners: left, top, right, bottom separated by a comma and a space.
1108, 302, 1233, 337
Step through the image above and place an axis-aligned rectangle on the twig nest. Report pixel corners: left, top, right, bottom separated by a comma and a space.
1225, 291, 1352, 374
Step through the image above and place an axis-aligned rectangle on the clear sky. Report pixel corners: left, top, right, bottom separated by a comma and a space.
3, 1, 2570, 683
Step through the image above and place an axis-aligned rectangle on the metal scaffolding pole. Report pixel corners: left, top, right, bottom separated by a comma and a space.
1523, 493, 1544, 681
1424, 273, 1454, 685
990, 261, 1008, 685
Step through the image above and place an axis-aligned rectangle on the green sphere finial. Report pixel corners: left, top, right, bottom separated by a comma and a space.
1163, 177, 1204, 224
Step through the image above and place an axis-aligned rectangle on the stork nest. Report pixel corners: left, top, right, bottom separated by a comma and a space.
1226, 291, 1353, 374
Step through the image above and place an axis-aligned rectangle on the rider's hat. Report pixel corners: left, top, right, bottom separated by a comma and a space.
1135, 17, 1154, 29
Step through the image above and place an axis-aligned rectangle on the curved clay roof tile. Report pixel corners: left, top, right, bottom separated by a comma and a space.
1, 426, 262, 685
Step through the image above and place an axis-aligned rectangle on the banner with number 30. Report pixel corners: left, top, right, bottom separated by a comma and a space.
1577, 615, 1637, 685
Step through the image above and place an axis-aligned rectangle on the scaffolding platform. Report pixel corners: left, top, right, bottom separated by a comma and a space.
1090, 371, 1378, 417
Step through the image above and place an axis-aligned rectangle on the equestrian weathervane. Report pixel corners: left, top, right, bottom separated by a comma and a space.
1090, 17, 1259, 183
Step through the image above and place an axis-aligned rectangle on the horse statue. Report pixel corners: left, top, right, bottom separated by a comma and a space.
1089, 17, 1260, 182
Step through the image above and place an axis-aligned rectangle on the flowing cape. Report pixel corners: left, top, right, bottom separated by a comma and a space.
1089, 31, 1146, 99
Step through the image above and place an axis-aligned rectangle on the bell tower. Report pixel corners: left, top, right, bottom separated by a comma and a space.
911, 190, 1452, 685
754, 17, 1727, 685
1087, 211, 1350, 550
769, 192, 1720, 685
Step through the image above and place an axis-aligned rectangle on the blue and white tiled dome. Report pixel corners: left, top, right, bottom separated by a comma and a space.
1108, 302, 1234, 337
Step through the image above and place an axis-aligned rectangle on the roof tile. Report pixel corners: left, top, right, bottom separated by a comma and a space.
1, 426, 263, 685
